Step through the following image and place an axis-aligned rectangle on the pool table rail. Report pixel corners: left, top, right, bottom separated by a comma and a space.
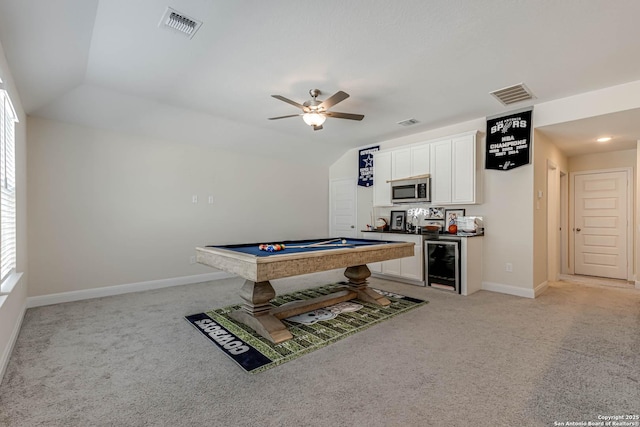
196, 241, 414, 282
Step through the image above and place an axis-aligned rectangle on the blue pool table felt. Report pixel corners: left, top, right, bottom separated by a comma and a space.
208, 238, 397, 257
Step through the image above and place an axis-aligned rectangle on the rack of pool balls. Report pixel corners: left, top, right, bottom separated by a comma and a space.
258, 239, 350, 252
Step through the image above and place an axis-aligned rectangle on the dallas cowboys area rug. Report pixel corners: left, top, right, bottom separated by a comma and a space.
185, 283, 427, 374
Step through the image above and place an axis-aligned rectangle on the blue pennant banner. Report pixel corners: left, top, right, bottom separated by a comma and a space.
358, 146, 380, 187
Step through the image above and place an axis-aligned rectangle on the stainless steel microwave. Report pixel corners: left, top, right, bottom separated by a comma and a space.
391, 177, 431, 204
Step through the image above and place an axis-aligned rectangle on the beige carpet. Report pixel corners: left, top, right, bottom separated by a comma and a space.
1, 271, 638, 426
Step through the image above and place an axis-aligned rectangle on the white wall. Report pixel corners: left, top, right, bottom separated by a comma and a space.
0, 40, 28, 382
532, 130, 568, 290
568, 149, 637, 172
27, 117, 330, 297
329, 118, 536, 296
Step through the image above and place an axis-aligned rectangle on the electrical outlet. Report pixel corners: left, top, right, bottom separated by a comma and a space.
190, 255, 196, 264
208, 195, 214, 204
505, 263, 513, 272
192, 195, 198, 204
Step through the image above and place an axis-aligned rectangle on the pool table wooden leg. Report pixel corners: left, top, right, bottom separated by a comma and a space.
343, 265, 391, 306
228, 280, 293, 344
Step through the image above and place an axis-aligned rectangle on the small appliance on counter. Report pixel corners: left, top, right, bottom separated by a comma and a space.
456, 216, 484, 236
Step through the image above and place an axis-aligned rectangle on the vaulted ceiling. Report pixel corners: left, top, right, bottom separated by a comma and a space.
1, 0, 639, 164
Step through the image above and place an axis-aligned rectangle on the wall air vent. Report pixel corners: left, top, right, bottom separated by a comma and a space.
159, 7, 202, 39
397, 118, 421, 127
490, 83, 535, 106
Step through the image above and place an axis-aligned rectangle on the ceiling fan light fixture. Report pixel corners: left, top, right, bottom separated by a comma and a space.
302, 112, 326, 127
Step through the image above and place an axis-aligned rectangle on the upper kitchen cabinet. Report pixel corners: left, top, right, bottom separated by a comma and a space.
391, 142, 431, 180
371, 131, 477, 207
430, 139, 453, 204
373, 150, 392, 206
430, 131, 478, 205
410, 143, 431, 176
391, 148, 411, 180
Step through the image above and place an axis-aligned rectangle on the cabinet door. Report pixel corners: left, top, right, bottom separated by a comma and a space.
379, 228, 402, 276
373, 151, 392, 206
391, 148, 411, 180
410, 143, 430, 176
430, 140, 453, 204
451, 134, 476, 204
380, 234, 422, 280
382, 258, 402, 276
400, 241, 423, 281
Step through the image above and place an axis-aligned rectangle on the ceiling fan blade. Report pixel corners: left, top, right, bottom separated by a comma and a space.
268, 114, 302, 120
324, 111, 365, 121
271, 95, 305, 110
312, 124, 323, 131
318, 91, 349, 110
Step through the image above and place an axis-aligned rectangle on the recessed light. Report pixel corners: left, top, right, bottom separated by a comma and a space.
596, 137, 612, 143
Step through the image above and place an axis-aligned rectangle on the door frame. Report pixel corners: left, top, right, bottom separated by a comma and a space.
569, 167, 633, 281
547, 160, 560, 282
560, 170, 569, 274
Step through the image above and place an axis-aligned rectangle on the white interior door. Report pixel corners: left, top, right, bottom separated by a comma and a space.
574, 170, 628, 279
329, 178, 357, 238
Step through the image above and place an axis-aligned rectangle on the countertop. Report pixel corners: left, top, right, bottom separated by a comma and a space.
361, 230, 484, 238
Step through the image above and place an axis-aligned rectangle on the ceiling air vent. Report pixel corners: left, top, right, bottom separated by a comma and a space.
490, 83, 535, 106
159, 7, 202, 39
397, 118, 421, 127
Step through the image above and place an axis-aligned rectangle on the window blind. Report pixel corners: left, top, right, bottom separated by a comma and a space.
0, 88, 17, 283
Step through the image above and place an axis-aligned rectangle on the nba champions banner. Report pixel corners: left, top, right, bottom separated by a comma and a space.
485, 108, 532, 171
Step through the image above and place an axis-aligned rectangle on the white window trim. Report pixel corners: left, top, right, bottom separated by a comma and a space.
0, 271, 22, 294
0, 77, 19, 294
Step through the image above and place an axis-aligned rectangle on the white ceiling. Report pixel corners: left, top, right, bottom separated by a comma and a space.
1, 0, 640, 165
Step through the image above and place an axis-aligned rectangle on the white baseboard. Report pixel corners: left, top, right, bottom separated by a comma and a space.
481, 281, 536, 298
0, 300, 26, 384
534, 280, 549, 297
26, 271, 236, 308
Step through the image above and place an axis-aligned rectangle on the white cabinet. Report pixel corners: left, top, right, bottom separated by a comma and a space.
391, 148, 411, 180
410, 143, 431, 176
366, 232, 423, 284
371, 131, 477, 207
452, 135, 476, 204
373, 151, 392, 206
439, 235, 483, 296
391, 143, 430, 180
430, 140, 453, 204
430, 132, 477, 205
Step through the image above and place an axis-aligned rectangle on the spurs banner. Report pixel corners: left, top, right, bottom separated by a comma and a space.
358, 146, 379, 187
485, 109, 532, 171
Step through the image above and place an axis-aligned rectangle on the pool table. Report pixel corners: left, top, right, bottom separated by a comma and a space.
196, 237, 414, 343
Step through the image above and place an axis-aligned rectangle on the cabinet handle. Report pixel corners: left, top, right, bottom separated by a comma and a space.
576, 228, 581, 232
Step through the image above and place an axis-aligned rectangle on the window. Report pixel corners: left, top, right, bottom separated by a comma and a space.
0, 78, 18, 285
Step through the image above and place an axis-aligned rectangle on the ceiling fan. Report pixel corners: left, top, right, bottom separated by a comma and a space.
268, 89, 364, 131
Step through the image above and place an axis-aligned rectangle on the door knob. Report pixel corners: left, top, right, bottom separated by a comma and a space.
576, 228, 581, 232
350, 225, 355, 228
